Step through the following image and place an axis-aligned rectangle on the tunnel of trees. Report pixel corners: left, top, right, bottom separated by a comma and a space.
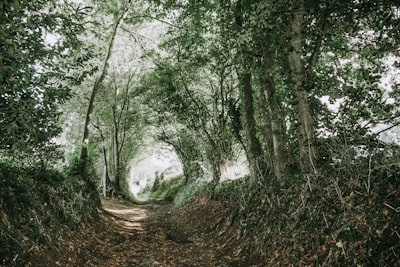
1, 0, 399, 266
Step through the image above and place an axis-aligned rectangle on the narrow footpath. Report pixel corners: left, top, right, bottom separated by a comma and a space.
51, 197, 257, 267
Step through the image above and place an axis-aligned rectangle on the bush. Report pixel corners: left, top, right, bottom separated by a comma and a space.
210, 159, 400, 266
149, 176, 185, 202
173, 180, 208, 206
148, 176, 209, 206
0, 161, 100, 266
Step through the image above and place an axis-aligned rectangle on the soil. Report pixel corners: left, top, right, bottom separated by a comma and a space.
40, 196, 260, 267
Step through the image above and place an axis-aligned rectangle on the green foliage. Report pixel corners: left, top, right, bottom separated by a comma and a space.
149, 176, 208, 207
150, 176, 185, 202
0, 162, 100, 266
63, 145, 101, 204
173, 181, 208, 207
0, 0, 88, 153
92, 72, 144, 193
210, 149, 400, 266
149, 0, 400, 182
63, 149, 87, 176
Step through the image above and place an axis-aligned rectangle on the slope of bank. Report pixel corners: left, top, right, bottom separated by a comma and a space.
209, 173, 400, 266
3, 162, 399, 266
0, 163, 99, 266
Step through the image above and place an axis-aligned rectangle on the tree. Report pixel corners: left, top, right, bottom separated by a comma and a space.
287, 0, 319, 174
93, 71, 143, 193
148, 0, 400, 184
159, 128, 204, 184
140, 59, 228, 181
80, 0, 133, 161
0, 0, 87, 157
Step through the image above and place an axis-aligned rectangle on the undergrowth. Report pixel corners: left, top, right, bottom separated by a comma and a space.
149, 176, 208, 206
173, 180, 208, 206
0, 161, 100, 266
212, 167, 400, 266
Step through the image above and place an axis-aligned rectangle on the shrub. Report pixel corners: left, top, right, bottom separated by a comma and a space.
0, 161, 99, 266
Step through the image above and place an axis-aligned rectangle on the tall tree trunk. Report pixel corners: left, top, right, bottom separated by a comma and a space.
258, 80, 274, 170
241, 71, 266, 183
113, 117, 120, 192
259, 50, 291, 183
93, 122, 111, 196
80, 5, 130, 161
102, 149, 111, 197
100, 131, 111, 196
287, 0, 318, 174
234, 0, 267, 183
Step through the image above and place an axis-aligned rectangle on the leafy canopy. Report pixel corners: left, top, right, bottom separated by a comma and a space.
0, 0, 89, 154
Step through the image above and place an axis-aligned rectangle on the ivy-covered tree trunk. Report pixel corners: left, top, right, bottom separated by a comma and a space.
234, 0, 267, 183
240, 70, 266, 183
258, 83, 274, 171
287, 0, 318, 175
259, 50, 290, 183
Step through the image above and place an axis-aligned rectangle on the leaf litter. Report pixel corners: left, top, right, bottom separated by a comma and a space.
34, 196, 258, 267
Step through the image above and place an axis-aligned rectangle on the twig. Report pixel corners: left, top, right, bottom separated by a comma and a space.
392, 229, 400, 239
300, 194, 306, 207
322, 212, 329, 228
305, 174, 312, 192
373, 120, 400, 136
12, 254, 19, 263
331, 178, 346, 208
390, 246, 397, 257
384, 203, 400, 212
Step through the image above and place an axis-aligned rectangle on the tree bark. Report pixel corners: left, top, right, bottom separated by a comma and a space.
113, 109, 121, 192
258, 51, 291, 183
101, 132, 111, 196
287, 0, 318, 174
258, 78, 274, 170
80, 5, 130, 161
234, 0, 267, 183
93, 122, 111, 196
241, 71, 266, 183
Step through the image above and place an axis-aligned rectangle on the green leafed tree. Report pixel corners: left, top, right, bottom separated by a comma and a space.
147, 0, 400, 185
0, 0, 88, 158
92, 71, 143, 194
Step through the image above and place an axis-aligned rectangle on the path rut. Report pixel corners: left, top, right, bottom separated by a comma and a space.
54, 197, 237, 267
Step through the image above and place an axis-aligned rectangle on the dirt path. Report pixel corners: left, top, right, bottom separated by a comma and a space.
53, 197, 244, 267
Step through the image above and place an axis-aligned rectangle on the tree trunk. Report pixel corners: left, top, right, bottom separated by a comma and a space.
114, 127, 121, 192
287, 0, 318, 174
258, 53, 290, 183
241, 71, 266, 183
101, 137, 111, 197
93, 122, 111, 196
109, 74, 132, 193
258, 84, 274, 170
102, 165, 107, 197
80, 5, 130, 161
234, 0, 267, 183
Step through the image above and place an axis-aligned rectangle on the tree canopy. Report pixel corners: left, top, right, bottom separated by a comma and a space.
1, 0, 399, 265
0, 0, 91, 155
